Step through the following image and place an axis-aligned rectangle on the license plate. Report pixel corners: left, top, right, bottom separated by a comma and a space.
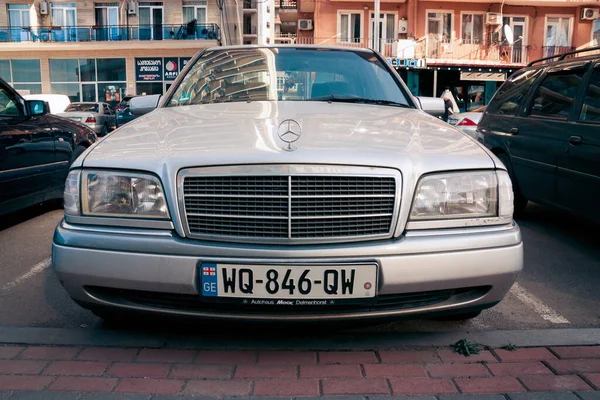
200, 263, 377, 299
69, 117, 82, 122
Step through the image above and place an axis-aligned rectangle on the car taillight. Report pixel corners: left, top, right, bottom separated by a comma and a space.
457, 118, 477, 126
85, 116, 96, 123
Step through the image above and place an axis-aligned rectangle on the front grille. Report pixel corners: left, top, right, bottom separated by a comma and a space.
180, 166, 399, 243
86, 286, 492, 315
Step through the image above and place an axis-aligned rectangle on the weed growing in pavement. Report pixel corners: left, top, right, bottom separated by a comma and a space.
503, 343, 518, 351
454, 339, 481, 357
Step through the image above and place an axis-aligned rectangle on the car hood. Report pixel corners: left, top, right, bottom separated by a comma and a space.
82, 101, 495, 175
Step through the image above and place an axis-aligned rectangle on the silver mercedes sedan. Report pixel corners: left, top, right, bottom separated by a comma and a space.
52, 45, 523, 322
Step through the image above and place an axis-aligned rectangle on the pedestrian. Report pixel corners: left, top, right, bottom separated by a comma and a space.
441, 89, 459, 123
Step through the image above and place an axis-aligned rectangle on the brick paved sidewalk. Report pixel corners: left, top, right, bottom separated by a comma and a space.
0, 344, 598, 399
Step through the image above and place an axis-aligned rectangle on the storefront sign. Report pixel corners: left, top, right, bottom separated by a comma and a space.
180, 57, 192, 72
460, 72, 507, 82
164, 57, 180, 81
387, 58, 427, 69
136, 58, 162, 81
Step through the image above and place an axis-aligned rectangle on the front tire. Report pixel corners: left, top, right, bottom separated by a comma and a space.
100, 123, 108, 136
496, 153, 527, 217
70, 145, 87, 164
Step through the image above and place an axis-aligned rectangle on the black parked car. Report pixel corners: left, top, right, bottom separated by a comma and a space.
478, 46, 600, 221
0, 78, 98, 216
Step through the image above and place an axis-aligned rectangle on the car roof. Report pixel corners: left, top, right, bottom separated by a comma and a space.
203, 44, 376, 54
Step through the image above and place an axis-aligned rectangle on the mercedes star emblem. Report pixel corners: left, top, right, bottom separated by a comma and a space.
277, 119, 301, 151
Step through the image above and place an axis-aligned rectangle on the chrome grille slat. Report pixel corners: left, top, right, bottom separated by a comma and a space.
180, 166, 400, 244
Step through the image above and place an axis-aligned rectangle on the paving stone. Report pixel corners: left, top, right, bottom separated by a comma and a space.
303, 396, 366, 400
153, 396, 217, 400
508, 393, 580, 400
0, 392, 11, 400
253, 379, 319, 396
9, 392, 82, 400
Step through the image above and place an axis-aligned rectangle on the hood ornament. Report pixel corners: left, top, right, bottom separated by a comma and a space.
277, 119, 301, 151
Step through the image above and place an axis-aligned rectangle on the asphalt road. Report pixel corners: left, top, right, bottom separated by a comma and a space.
0, 201, 599, 334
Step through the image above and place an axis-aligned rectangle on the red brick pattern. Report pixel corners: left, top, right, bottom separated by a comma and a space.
0, 344, 595, 396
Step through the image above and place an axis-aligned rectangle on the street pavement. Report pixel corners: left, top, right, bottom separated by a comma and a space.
0, 344, 597, 398
0, 201, 598, 333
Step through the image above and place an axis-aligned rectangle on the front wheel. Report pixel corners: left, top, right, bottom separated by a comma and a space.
70, 145, 87, 164
496, 153, 527, 217
100, 123, 108, 136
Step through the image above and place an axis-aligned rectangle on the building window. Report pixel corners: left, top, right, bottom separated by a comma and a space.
51, 3, 77, 42
139, 2, 164, 40
95, 2, 119, 41
545, 16, 573, 56
183, 1, 208, 24
427, 12, 452, 43
49, 58, 126, 105
593, 19, 600, 46
461, 13, 483, 45
338, 12, 362, 43
8, 4, 31, 42
0, 59, 42, 95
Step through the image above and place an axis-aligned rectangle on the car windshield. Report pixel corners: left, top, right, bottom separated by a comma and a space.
167, 47, 412, 107
66, 103, 98, 112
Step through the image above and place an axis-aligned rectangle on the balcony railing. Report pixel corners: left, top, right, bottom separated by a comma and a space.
0, 23, 220, 43
542, 46, 575, 58
279, 0, 297, 9
244, 25, 257, 35
243, 0, 257, 9
296, 37, 531, 65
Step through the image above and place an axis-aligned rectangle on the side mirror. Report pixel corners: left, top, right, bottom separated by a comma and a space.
130, 94, 161, 116
415, 96, 446, 118
26, 100, 48, 116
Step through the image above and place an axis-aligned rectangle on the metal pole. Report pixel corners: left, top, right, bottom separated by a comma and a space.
433, 69, 437, 97
373, 0, 380, 52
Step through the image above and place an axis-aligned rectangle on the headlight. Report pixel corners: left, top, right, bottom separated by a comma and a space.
408, 170, 513, 228
64, 169, 170, 219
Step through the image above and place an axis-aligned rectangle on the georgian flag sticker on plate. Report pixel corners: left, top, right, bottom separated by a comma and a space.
200, 263, 377, 299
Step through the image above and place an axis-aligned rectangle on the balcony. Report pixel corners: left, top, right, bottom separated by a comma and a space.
0, 23, 220, 43
243, 0, 257, 10
279, 0, 297, 9
541, 46, 575, 59
296, 37, 530, 66
244, 25, 258, 36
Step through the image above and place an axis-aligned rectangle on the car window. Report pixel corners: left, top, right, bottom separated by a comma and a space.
103, 104, 111, 114
580, 66, 600, 123
528, 69, 586, 120
167, 47, 411, 107
0, 88, 23, 117
486, 69, 541, 116
66, 103, 99, 112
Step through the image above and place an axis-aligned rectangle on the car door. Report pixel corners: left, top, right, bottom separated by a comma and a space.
0, 81, 55, 210
555, 62, 600, 220
104, 103, 116, 129
508, 63, 588, 207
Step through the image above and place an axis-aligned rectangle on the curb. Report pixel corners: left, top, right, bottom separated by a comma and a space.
0, 327, 598, 349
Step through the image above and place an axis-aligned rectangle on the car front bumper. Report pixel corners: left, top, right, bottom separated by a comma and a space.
52, 221, 523, 321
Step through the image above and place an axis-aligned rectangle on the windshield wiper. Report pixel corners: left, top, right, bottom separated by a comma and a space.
310, 94, 413, 108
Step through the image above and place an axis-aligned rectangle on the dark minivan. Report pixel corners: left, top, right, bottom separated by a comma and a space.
478, 47, 600, 221
0, 78, 98, 216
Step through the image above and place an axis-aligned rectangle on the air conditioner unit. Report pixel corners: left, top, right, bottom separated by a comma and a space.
298, 19, 313, 30
39, 1, 49, 15
398, 19, 408, 34
127, 1, 138, 15
485, 12, 502, 25
581, 7, 599, 20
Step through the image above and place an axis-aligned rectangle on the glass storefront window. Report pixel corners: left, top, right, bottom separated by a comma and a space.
13, 83, 42, 94
50, 59, 79, 82
98, 82, 126, 103
0, 60, 10, 82
79, 58, 97, 82
136, 82, 163, 95
97, 58, 126, 81
11, 59, 41, 82
51, 83, 80, 102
